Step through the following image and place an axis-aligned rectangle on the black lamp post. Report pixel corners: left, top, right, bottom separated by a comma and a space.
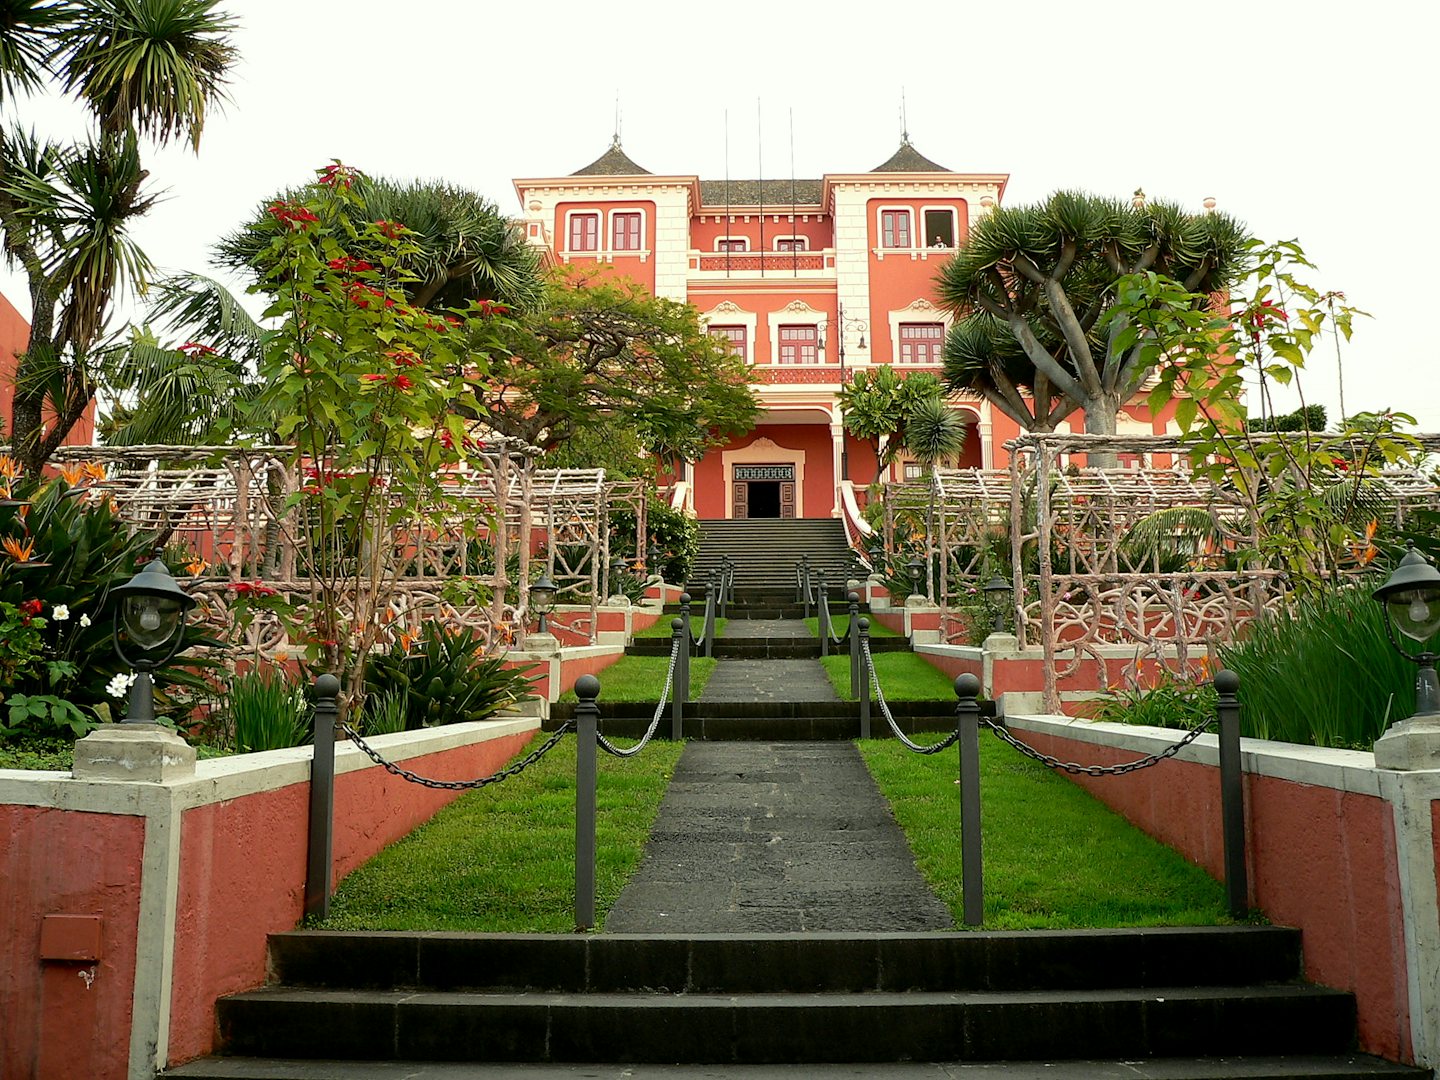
907, 557, 926, 601
110, 558, 196, 724
1372, 544, 1440, 717
982, 573, 1012, 634
530, 574, 558, 635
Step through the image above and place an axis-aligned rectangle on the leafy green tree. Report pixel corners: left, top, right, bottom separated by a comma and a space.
0, 0, 237, 469
837, 365, 944, 469
475, 267, 759, 461
936, 190, 1249, 461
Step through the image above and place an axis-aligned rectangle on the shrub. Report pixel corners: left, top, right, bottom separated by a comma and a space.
0, 470, 218, 731
1218, 584, 1414, 749
364, 626, 537, 729
610, 496, 699, 586
228, 666, 310, 752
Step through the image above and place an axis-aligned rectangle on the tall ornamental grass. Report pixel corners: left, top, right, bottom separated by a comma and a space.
229, 668, 310, 752
1219, 585, 1417, 750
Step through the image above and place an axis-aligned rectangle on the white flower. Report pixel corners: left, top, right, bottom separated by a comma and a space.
79, 613, 92, 628
52, 604, 70, 622
106, 672, 137, 699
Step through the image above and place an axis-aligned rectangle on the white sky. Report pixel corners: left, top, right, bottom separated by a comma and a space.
4, 0, 1436, 429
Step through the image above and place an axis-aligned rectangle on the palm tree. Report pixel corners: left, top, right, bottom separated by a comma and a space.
905, 397, 970, 595
215, 173, 542, 312
0, 0, 238, 470
937, 190, 1249, 465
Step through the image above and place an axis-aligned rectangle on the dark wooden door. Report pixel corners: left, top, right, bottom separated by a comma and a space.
780, 482, 796, 518
733, 481, 748, 519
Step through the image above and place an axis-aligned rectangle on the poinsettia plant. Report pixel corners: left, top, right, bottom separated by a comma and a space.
244, 164, 516, 702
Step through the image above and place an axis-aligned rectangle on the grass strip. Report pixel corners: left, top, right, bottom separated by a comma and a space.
860, 737, 1233, 930
559, 655, 717, 702
634, 616, 727, 639
322, 735, 684, 932
820, 652, 957, 701
803, 615, 899, 639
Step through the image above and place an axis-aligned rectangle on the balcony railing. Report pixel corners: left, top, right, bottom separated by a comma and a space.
690, 249, 835, 274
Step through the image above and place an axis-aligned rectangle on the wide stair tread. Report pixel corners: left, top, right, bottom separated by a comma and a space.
164, 1056, 1427, 1078
186, 927, 1418, 1070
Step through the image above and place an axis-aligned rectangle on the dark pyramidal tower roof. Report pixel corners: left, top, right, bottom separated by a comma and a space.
572, 137, 652, 176
870, 137, 949, 173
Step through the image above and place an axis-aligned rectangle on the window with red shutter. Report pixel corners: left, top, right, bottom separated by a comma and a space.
568, 213, 599, 252
881, 210, 912, 249
899, 323, 944, 364
777, 325, 818, 364
612, 212, 642, 251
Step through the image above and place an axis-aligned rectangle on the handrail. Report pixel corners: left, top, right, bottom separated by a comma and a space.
668, 480, 689, 512
839, 481, 874, 572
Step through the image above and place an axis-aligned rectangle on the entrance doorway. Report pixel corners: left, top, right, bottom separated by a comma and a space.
732, 464, 796, 519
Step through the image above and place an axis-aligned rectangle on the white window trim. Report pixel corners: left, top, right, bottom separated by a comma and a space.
920, 204, 961, 250
714, 235, 751, 252
722, 437, 807, 520
765, 302, 826, 365
607, 207, 650, 260
887, 301, 952, 364
875, 204, 914, 254
771, 235, 808, 251
561, 209, 602, 256
701, 303, 758, 365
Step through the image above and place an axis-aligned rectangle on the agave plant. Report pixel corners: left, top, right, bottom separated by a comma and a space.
364, 626, 537, 729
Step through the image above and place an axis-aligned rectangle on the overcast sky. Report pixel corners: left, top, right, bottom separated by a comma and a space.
3, 0, 1435, 429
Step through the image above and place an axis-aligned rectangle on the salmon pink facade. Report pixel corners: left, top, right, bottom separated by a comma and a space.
0, 290, 97, 450
514, 140, 1178, 520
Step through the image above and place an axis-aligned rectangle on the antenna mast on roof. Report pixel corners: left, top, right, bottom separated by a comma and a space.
725, 109, 731, 278
613, 92, 622, 148
789, 107, 797, 278
900, 87, 909, 145
757, 98, 765, 277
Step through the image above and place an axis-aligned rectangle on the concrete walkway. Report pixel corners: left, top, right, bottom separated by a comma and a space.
700, 657, 839, 702
604, 741, 953, 933
720, 618, 812, 638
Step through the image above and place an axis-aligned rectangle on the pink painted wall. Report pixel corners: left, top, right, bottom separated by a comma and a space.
692, 425, 836, 520
164, 729, 534, 1065
1, 805, 146, 1080
1010, 727, 1413, 1063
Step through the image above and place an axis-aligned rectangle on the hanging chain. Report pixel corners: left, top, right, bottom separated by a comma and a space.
597, 635, 678, 758
339, 719, 573, 790
863, 638, 959, 755
982, 715, 1213, 776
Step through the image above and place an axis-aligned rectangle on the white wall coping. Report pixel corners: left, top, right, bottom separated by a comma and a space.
0, 716, 540, 814
1000, 712, 1440, 799
914, 643, 985, 662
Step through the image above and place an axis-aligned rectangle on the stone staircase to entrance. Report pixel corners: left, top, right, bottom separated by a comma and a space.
690, 517, 857, 596
175, 927, 1424, 1075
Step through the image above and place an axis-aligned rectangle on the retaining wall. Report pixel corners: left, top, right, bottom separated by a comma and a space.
998, 712, 1440, 1067
0, 717, 538, 1079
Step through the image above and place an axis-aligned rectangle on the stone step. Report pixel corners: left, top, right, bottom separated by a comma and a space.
214, 984, 1357, 1064
160, 1054, 1433, 1079
625, 638, 908, 658
264, 928, 1304, 995
549, 699, 987, 721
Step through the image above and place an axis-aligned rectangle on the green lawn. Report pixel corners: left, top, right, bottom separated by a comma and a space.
803, 615, 900, 639
559, 655, 717, 702
321, 735, 684, 932
860, 737, 1233, 930
820, 652, 957, 700
634, 615, 726, 639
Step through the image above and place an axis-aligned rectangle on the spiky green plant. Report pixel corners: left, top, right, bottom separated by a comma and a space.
228, 666, 309, 753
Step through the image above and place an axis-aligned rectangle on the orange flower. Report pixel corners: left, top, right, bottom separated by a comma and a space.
59, 463, 86, 485
185, 557, 208, 576
83, 462, 107, 482
2, 536, 35, 562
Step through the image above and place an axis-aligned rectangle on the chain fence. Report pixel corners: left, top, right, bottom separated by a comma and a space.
862, 638, 959, 755
339, 719, 573, 790
981, 714, 1214, 776
596, 635, 679, 758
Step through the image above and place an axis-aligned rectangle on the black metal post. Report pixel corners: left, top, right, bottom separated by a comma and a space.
1215, 669, 1248, 920
818, 573, 830, 657
671, 618, 686, 740
858, 618, 871, 739
956, 673, 983, 927
123, 669, 157, 724
703, 574, 717, 658
304, 673, 340, 921
574, 674, 599, 931
800, 556, 811, 617
848, 590, 861, 698
679, 591, 693, 650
